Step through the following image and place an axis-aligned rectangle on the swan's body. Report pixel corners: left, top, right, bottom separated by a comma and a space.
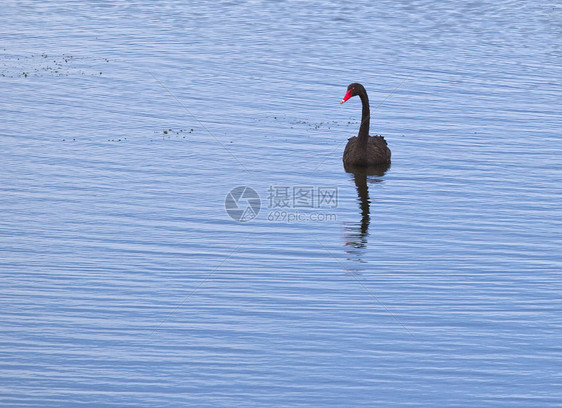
343, 135, 390, 167
340, 83, 391, 166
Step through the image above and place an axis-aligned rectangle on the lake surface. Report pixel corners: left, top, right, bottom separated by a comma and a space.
1, 1, 562, 406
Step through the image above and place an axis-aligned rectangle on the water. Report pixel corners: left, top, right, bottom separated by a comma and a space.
2, 1, 562, 406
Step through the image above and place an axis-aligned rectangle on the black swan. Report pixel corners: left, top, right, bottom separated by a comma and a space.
340, 83, 391, 166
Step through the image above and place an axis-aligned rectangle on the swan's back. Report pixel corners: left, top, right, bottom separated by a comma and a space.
343, 135, 391, 166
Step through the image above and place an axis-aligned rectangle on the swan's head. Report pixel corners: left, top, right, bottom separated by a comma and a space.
340, 83, 365, 104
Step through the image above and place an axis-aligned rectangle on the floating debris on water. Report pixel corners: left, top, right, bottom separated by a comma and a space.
1, 51, 111, 78
158, 128, 195, 139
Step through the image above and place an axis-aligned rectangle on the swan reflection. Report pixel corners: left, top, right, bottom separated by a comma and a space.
343, 163, 390, 273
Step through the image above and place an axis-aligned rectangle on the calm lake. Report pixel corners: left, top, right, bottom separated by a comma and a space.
2, 1, 562, 407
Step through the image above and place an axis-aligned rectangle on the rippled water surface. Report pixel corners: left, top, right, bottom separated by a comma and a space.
2, 1, 562, 406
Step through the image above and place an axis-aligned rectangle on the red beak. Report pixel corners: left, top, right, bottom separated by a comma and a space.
340, 89, 353, 104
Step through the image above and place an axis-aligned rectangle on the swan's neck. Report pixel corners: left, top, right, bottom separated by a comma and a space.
358, 92, 370, 143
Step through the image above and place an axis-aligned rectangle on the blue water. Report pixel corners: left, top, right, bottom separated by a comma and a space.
2, 1, 562, 406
